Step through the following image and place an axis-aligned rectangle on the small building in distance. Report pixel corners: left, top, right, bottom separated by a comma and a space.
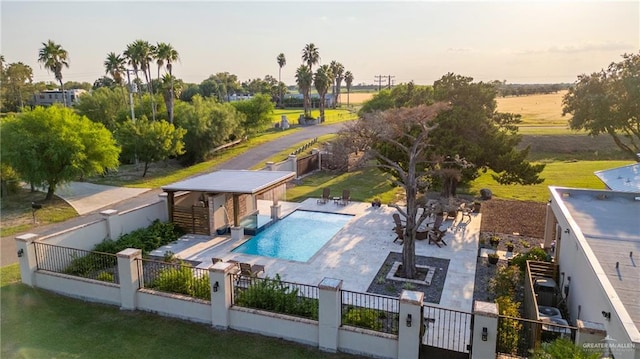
33, 89, 86, 107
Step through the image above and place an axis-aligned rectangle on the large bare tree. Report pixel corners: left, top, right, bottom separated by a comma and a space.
339, 103, 449, 278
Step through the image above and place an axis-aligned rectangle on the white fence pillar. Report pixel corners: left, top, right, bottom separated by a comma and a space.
471, 301, 499, 359
288, 155, 298, 176
266, 161, 275, 171
116, 248, 142, 310
318, 277, 343, 352
398, 290, 424, 359
101, 209, 120, 240
15, 233, 39, 287
210, 262, 237, 329
158, 192, 169, 222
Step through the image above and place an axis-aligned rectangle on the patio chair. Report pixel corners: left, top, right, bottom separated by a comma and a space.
428, 229, 447, 247
239, 262, 265, 277
393, 225, 404, 244
392, 213, 406, 231
457, 202, 472, 223
424, 214, 447, 247
339, 189, 351, 206
317, 187, 330, 204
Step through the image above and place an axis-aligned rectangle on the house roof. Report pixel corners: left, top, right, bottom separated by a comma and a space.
161, 170, 295, 194
551, 187, 640, 340
594, 163, 640, 192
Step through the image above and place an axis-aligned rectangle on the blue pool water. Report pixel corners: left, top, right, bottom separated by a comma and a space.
232, 210, 352, 262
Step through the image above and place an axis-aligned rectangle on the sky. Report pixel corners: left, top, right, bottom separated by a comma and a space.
1, 1, 638, 86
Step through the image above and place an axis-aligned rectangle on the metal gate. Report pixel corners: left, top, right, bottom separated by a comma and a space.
420, 304, 473, 359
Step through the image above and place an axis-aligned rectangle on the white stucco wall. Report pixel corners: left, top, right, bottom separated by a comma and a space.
230, 307, 319, 347
137, 290, 211, 324
34, 271, 120, 305
40, 219, 109, 250
338, 326, 398, 359
119, 202, 167, 235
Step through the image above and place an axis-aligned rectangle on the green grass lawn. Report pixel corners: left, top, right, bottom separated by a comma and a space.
466, 160, 634, 202
286, 166, 402, 204
286, 161, 634, 205
0, 264, 355, 359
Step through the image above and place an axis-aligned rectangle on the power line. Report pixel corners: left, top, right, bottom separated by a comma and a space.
387, 75, 395, 89
374, 75, 387, 91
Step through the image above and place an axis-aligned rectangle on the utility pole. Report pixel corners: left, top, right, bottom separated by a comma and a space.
374, 75, 387, 91
387, 75, 395, 89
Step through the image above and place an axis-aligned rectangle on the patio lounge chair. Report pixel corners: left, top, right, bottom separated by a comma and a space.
239, 262, 265, 277
392, 213, 406, 231
317, 187, 330, 204
339, 189, 351, 205
428, 229, 447, 247
393, 225, 404, 244
424, 214, 447, 247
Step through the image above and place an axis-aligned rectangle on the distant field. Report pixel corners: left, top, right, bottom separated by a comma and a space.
341, 92, 374, 105
496, 91, 568, 126
467, 160, 635, 202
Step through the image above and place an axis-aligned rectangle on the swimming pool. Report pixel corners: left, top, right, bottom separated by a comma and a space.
232, 210, 352, 262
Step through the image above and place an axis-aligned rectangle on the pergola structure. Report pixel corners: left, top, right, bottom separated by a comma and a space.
162, 170, 296, 236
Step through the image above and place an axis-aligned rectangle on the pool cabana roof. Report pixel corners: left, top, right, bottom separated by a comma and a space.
161, 169, 296, 195
161, 170, 296, 229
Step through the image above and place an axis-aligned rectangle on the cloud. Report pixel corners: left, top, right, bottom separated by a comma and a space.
447, 47, 472, 53
515, 41, 633, 55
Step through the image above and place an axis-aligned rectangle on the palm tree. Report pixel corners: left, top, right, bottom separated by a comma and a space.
104, 52, 127, 103
104, 52, 126, 85
38, 40, 69, 106
124, 40, 156, 120
155, 42, 179, 123
301, 43, 320, 74
344, 71, 354, 106
159, 73, 182, 120
330, 61, 344, 108
276, 53, 286, 107
313, 65, 332, 122
295, 65, 312, 117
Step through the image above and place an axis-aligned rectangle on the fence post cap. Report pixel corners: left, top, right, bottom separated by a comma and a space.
473, 300, 499, 316
15, 233, 39, 243
116, 248, 142, 259
318, 277, 343, 290
400, 290, 424, 305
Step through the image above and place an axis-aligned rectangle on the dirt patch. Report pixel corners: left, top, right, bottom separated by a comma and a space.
479, 198, 546, 238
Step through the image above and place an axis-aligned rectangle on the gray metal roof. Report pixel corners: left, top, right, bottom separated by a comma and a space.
594, 163, 640, 192
552, 187, 640, 336
161, 170, 295, 194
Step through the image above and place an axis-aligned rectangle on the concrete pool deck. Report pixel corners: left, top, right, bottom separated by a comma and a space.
151, 198, 481, 312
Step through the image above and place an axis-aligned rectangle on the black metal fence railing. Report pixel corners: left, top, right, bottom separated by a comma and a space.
34, 242, 119, 283
422, 305, 472, 353
137, 258, 210, 301
341, 290, 399, 335
231, 274, 319, 320
497, 315, 578, 357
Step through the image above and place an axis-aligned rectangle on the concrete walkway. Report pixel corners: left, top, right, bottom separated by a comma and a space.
51, 182, 151, 215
